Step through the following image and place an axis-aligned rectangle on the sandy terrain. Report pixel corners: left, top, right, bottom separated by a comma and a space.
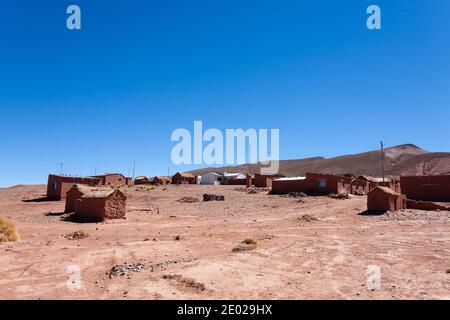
1, 184, 449, 300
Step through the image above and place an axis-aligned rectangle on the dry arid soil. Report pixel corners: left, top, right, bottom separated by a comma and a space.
1, 184, 450, 300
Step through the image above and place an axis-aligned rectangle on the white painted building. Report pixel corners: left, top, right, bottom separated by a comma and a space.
200, 172, 246, 185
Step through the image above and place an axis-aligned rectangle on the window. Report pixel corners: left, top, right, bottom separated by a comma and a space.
317, 179, 327, 189
52, 181, 58, 191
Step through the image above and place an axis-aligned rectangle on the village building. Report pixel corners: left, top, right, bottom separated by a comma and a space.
93, 173, 131, 186
400, 175, 450, 202
134, 176, 150, 185
357, 175, 401, 193
200, 172, 247, 185
46, 174, 101, 200
271, 177, 307, 194
172, 172, 196, 185
75, 187, 127, 221
151, 176, 172, 186
367, 186, 406, 212
305, 172, 352, 194
270, 172, 376, 195
254, 174, 284, 188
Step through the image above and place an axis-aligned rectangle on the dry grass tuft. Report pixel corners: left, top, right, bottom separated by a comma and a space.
298, 214, 318, 222
177, 196, 200, 203
0, 218, 20, 242
232, 237, 258, 252
64, 231, 89, 240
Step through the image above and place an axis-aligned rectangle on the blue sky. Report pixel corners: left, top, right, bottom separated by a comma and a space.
0, 1, 449, 187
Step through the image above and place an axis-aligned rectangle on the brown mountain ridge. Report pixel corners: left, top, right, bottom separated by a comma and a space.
188, 144, 450, 177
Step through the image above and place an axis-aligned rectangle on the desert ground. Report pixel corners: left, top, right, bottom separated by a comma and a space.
0, 184, 449, 300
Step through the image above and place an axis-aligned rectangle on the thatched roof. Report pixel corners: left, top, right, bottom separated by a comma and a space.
70, 184, 124, 199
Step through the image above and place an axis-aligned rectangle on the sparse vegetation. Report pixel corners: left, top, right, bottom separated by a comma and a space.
232, 237, 258, 252
0, 218, 20, 242
177, 196, 200, 203
299, 214, 318, 222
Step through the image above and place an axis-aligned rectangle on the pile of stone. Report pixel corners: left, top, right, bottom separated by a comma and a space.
284, 192, 308, 198
203, 194, 225, 201
106, 262, 145, 278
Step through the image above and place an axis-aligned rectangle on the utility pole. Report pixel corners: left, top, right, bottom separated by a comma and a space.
94, 167, 97, 176
60, 163, 64, 175
380, 141, 385, 183
132, 161, 136, 181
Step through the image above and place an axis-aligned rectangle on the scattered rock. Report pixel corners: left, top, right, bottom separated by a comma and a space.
328, 193, 349, 200
283, 192, 308, 199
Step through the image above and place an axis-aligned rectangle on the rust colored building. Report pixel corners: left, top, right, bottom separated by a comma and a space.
152, 176, 172, 185
254, 174, 284, 188
93, 173, 130, 186
172, 172, 196, 184
400, 175, 450, 202
305, 173, 352, 194
134, 176, 150, 185
358, 175, 401, 193
367, 186, 406, 212
271, 177, 308, 194
65, 184, 91, 212
76, 188, 127, 221
47, 174, 101, 201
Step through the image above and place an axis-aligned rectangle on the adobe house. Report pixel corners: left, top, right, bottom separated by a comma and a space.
358, 175, 401, 193
134, 176, 150, 185
171, 172, 196, 184
305, 173, 352, 195
76, 188, 127, 221
47, 174, 101, 201
152, 176, 171, 186
254, 174, 284, 188
93, 173, 129, 186
400, 175, 450, 202
271, 177, 307, 195
65, 184, 113, 213
367, 186, 406, 212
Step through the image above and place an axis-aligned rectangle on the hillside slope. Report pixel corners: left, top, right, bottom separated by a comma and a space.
188, 144, 450, 177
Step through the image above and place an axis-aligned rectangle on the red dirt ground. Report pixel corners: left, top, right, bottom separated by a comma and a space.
1, 184, 450, 300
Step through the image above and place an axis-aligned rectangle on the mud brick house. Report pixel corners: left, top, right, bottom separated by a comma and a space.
400, 175, 450, 202
367, 186, 406, 212
65, 184, 114, 213
172, 172, 196, 184
358, 175, 401, 193
305, 173, 352, 194
47, 174, 101, 200
271, 177, 307, 194
269, 172, 372, 195
134, 176, 150, 185
254, 174, 284, 188
75, 187, 127, 221
152, 176, 172, 186
93, 173, 131, 186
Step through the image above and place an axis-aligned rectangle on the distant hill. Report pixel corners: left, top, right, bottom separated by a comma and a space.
187, 144, 450, 177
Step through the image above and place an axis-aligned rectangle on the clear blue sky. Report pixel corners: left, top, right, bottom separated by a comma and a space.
1, 1, 449, 187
